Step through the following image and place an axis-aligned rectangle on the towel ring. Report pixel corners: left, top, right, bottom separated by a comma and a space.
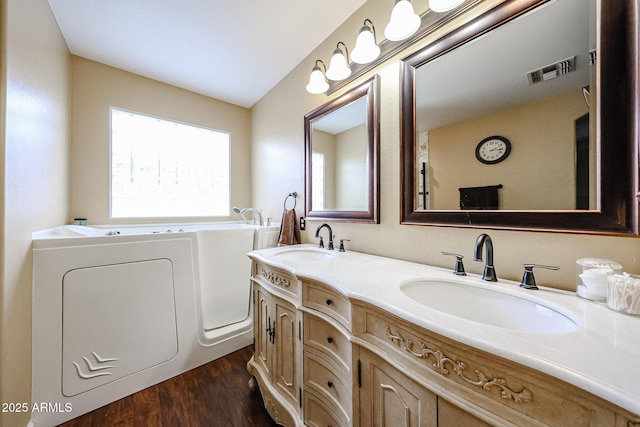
284, 192, 297, 210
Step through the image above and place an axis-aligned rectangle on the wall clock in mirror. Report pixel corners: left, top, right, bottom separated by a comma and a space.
475, 136, 511, 164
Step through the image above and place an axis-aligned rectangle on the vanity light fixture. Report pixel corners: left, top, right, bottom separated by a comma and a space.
351, 19, 381, 64
428, 0, 466, 13
384, 0, 421, 41
306, 60, 330, 94
326, 42, 352, 81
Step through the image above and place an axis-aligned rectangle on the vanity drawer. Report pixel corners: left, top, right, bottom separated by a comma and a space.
303, 312, 351, 370
303, 280, 350, 328
304, 389, 349, 427
303, 349, 351, 421
254, 262, 299, 299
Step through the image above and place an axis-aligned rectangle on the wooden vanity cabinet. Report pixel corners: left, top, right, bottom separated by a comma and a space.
248, 259, 640, 427
248, 264, 302, 426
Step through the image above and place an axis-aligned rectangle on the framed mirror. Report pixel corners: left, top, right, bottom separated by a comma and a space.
305, 75, 380, 223
400, 0, 638, 234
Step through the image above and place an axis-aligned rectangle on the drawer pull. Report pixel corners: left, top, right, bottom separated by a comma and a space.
327, 381, 334, 388
327, 337, 333, 344
326, 299, 333, 305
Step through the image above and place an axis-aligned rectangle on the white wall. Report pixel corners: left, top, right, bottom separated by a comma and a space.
1, 0, 70, 426
251, 0, 640, 290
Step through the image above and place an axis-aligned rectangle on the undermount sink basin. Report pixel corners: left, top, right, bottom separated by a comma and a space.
274, 248, 336, 262
400, 280, 578, 334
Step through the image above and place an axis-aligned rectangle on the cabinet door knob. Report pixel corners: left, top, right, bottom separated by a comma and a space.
327, 337, 333, 344
327, 381, 334, 388
326, 299, 333, 305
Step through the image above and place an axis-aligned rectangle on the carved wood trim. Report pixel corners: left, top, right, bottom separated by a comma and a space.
385, 326, 533, 404
260, 267, 291, 288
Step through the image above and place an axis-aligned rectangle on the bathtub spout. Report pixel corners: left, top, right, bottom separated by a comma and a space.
232, 207, 263, 226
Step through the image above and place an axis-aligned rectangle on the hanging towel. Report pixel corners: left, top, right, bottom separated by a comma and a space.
277, 209, 301, 246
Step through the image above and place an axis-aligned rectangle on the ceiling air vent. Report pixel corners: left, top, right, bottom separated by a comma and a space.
526, 56, 576, 85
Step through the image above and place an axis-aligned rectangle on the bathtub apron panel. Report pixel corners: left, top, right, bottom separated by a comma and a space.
62, 259, 178, 396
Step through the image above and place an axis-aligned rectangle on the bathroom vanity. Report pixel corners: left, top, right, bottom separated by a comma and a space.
247, 245, 640, 427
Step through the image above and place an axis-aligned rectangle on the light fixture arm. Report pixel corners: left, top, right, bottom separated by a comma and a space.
362, 18, 376, 39
335, 41, 350, 64
313, 59, 327, 73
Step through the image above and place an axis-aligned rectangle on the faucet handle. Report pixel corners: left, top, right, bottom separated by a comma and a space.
339, 239, 351, 252
441, 251, 466, 276
520, 264, 560, 290
318, 236, 324, 248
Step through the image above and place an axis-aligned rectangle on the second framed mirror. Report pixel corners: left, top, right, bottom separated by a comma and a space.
304, 75, 380, 223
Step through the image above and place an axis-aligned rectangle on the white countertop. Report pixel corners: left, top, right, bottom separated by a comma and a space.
249, 244, 640, 415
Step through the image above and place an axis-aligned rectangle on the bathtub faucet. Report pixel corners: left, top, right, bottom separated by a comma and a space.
232, 207, 263, 226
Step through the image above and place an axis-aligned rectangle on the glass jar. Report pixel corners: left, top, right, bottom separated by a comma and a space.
607, 273, 640, 315
576, 258, 622, 301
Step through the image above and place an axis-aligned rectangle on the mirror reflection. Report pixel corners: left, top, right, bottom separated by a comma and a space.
415, 0, 596, 211
311, 96, 368, 211
305, 75, 379, 223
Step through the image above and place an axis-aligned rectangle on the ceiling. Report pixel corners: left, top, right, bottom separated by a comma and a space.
47, 0, 367, 108
416, 0, 595, 131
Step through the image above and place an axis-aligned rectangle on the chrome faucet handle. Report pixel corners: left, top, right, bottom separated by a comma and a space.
339, 239, 351, 252
520, 264, 560, 290
441, 251, 466, 276
318, 236, 324, 248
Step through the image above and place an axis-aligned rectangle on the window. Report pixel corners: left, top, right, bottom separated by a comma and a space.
110, 108, 230, 218
312, 151, 325, 210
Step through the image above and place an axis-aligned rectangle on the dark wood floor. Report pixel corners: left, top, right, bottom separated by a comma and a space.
58, 346, 279, 427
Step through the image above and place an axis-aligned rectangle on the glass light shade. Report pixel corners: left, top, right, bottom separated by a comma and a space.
384, 0, 421, 41
352, 28, 380, 64
326, 48, 351, 81
306, 68, 329, 94
429, 0, 465, 13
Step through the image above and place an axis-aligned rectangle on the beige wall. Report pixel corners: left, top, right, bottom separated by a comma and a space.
251, 0, 640, 290
70, 56, 252, 225
429, 89, 589, 210
335, 124, 367, 210
1, 0, 70, 426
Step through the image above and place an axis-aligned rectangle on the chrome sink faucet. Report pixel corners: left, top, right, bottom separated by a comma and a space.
473, 233, 497, 281
315, 224, 334, 250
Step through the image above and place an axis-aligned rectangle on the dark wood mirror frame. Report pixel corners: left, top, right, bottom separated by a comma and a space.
400, 0, 639, 235
305, 75, 380, 223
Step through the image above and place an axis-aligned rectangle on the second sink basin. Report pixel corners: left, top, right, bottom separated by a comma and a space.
400, 280, 578, 334
274, 248, 336, 262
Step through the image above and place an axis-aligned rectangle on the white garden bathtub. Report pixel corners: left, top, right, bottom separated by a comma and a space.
30, 222, 279, 427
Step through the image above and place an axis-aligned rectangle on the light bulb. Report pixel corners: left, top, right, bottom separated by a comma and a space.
384, 0, 421, 41
326, 47, 351, 81
352, 26, 380, 64
306, 67, 329, 94
429, 0, 465, 13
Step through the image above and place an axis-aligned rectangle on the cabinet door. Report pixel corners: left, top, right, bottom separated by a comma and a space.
358, 347, 437, 427
438, 398, 491, 427
253, 284, 272, 379
272, 295, 299, 409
